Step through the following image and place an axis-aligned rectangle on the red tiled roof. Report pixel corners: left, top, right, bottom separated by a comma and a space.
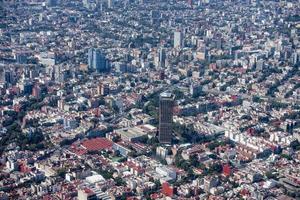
84, 188, 94, 194
150, 193, 161, 199
81, 138, 113, 151
125, 161, 145, 173
42, 195, 53, 200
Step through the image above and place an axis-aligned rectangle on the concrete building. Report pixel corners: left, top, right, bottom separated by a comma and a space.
174, 31, 183, 49
88, 48, 110, 73
78, 188, 97, 200
159, 92, 175, 144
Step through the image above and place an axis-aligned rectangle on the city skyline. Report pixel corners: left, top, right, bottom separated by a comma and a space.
0, 0, 299, 199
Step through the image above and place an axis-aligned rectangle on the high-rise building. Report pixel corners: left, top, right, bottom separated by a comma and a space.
97, 83, 110, 96
88, 48, 110, 73
159, 70, 165, 80
4, 70, 13, 84
158, 48, 166, 68
83, 0, 88, 7
107, 0, 113, 9
151, 10, 160, 19
58, 98, 65, 110
20, 80, 33, 95
15, 52, 28, 64
78, 189, 97, 200
159, 92, 175, 144
150, 10, 160, 24
47, 0, 59, 7
174, 31, 183, 49
32, 85, 41, 99
88, 48, 94, 69
92, 49, 107, 72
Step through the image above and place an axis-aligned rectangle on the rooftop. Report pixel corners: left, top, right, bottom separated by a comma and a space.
81, 138, 113, 151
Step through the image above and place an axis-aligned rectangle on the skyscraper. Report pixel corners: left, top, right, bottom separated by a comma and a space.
107, 0, 113, 9
97, 83, 110, 96
174, 31, 183, 49
4, 70, 13, 84
150, 10, 160, 24
158, 48, 166, 68
92, 49, 107, 72
88, 48, 110, 73
88, 48, 94, 69
32, 85, 41, 99
159, 92, 175, 144
47, 0, 59, 7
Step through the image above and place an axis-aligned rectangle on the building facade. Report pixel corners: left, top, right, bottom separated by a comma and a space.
174, 31, 183, 49
159, 92, 175, 144
88, 48, 110, 73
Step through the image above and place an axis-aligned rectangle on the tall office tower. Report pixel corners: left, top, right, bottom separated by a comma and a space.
97, 83, 110, 96
83, 0, 88, 7
93, 49, 109, 73
107, 0, 113, 9
292, 52, 298, 65
20, 80, 34, 95
88, 48, 110, 73
47, 0, 59, 7
174, 31, 183, 49
99, 2, 104, 12
158, 48, 166, 68
15, 52, 27, 64
159, 92, 175, 144
151, 10, 160, 19
78, 189, 97, 200
159, 70, 165, 80
32, 85, 41, 99
4, 70, 13, 84
150, 10, 160, 24
88, 48, 94, 69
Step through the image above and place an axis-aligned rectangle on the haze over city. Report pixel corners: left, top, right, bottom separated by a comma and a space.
0, 0, 299, 199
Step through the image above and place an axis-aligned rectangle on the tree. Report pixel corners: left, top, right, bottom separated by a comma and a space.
266, 171, 278, 180
57, 168, 67, 178
112, 135, 121, 143
208, 141, 220, 151
208, 154, 218, 160
130, 82, 135, 87
154, 179, 161, 189
99, 97, 106, 105
252, 95, 262, 103
147, 137, 159, 145
112, 104, 120, 113
209, 163, 223, 174
290, 140, 300, 151
281, 154, 292, 160
190, 154, 199, 167
114, 150, 121, 157
60, 138, 74, 146
114, 177, 126, 186
274, 146, 282, 154
174, 153, 193, 171
97, 169, 113, 179
119, 194, 128, 200
174, 89, 184, 100
187, 168, 195, 179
